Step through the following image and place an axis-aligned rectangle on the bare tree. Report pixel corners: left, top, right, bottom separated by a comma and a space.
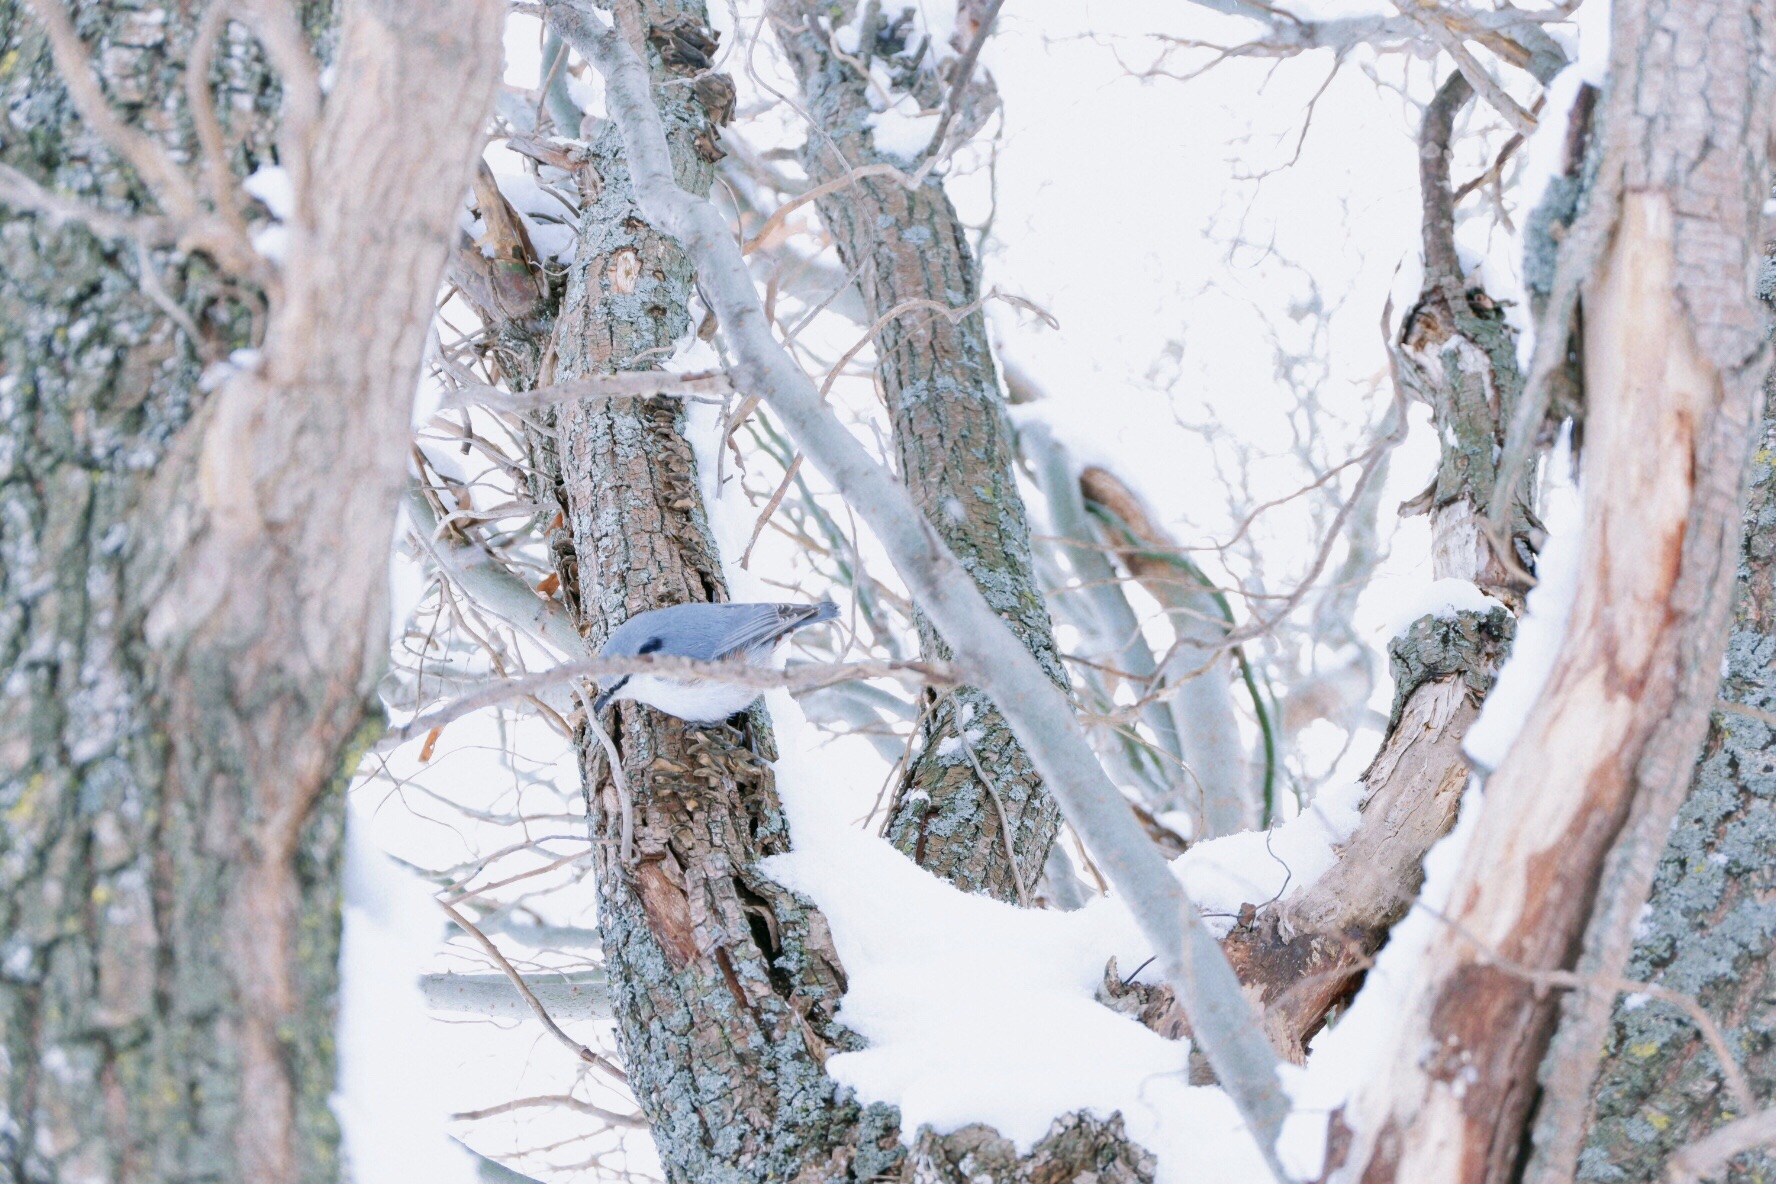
16, 0, 1776, 1181
767, 0, 1069, 895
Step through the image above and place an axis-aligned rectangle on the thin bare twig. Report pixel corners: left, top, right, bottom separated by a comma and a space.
439, 899, 629, 1084
1665, 1107, 1776, 1184
1425, 903, 1755, 1113
383, 651, 960, 745
453, 1094, 646, 1128
741, 452, 803, 569
741, 162, 919, 256
955, 722, 1032, 907
918, 0, 1007, 161
442, 368, 735, 411
546, 3, 1293, 1169
1393, 1, 1537, 135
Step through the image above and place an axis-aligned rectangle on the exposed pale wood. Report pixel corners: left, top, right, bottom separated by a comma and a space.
1339, 2, 1776, 1161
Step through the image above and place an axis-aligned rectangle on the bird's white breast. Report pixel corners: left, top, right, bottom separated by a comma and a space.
617, 675, 762, 723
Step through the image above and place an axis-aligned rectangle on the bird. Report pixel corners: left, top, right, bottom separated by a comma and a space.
591, 600, 840, 723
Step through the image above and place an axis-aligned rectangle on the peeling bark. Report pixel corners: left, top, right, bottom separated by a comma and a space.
1565, 408, 1776, 1184
1159, 65, 1534, 1067
509, 6, 907, 1180
1226, 610, 1513, 1062
1339, 4, 1776, 1179
1397, 72, 1541, 613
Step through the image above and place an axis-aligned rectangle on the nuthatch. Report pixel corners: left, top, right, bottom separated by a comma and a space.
592, 600, 839, 722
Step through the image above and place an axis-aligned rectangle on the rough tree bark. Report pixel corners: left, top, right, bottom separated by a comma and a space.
456, 3, 1164, 1177
769, 0, 1068, 898
1224, 69, 1539, 1062
495, 7, 904, 1180
1338, 3, 1776, 1180
0, 1, 500, 1181
555, 0, 1320, 1157
483, 0, 1287, 1175
1553, 402, 1776, 1184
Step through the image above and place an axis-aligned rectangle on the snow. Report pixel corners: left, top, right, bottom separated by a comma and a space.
243, 164, 294, 220
868, 96, 943, 159
758, 686, 1365, 1175
242, 165, 294, 263
1177, 780, 1364, 935
835, 0, 960, 59
358, 0, 1619, 1175
493, 171, 581, 264
335, 800, 477, 1184
1463, 428, 1581, 770
564, 69, 606, 121
460, 172, 581, 267
761, 697, 1268, 1179
1378, 577, 1506, 639
680, 369, 1372, 1175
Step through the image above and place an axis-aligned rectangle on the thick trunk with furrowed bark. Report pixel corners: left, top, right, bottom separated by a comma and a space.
519, 4, 1171, 1178
517, 6, 904, 1180
0, 1, 500, 1182
0, 8, 332, 1180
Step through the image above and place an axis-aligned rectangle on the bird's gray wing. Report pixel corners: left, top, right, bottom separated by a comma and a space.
711, 602, 830, 660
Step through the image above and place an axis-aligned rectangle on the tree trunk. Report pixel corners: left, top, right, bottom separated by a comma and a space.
0, 1, 499, 1180
522, 0, 1265, 1174
512, 5, 908, 1180
1556, 400, 1776, 1184
770, 0, 1067, 899
1337, 4, 1776, 1179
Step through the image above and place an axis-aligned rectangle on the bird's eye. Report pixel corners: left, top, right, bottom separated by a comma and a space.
639, 637, 664, 654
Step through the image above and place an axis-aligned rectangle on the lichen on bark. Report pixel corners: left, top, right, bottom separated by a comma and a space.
1577, 413, 1776, 1183
0, 2, 342, 1180
518, 4, 911, 1179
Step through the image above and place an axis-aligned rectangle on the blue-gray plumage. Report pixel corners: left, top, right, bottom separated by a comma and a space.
592, 600, 840, 722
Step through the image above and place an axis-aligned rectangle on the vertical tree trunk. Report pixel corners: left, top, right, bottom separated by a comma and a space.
517, 6, 908, 1180
0, 1, 499, 1180
769, 1, 1067, 899
1338, 4, 1776, 1180
1554, 401, 1776, 1183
